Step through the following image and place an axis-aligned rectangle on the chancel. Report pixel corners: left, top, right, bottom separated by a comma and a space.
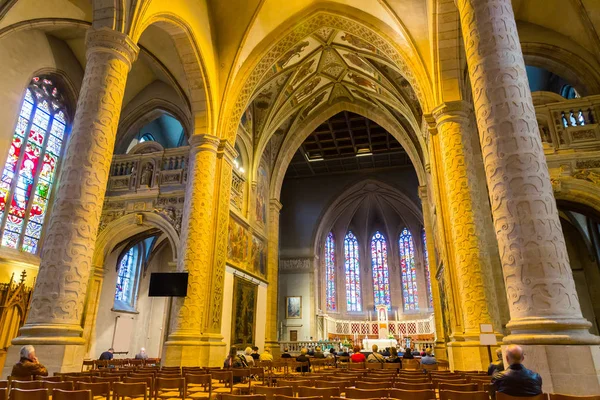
0, 0, 599, 396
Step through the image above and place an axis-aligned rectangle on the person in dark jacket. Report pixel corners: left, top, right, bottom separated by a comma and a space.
296, 348, 311, 372
386, 347, 402, 366
488, 348, 505, 375
281, 348, 292, 358
402, 347, 415, 359
492, 345, 542, 396
313, 346, 325, 358
11, 345, 48, 379
251, 346, 260, 360
99, 348, 114, 360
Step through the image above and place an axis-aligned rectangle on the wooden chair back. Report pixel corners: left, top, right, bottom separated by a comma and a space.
395, 378, 430, 384
298, 386, 340, 400
431, 375, 464, 381
438, 383, 479, 392
75, 382, 110, 400
549, 395, 600, 400
221, 395, 266, 400
348, 363, 365, 370
355, 382, 390, 390
314, 380, 348, 391
331, 397, 381, 400
345, 388, 389, 399
82, 360, 95, 371
361, 377, 393, 383
112, 382, 148, 400
0, 388, 5, 400
440, 390, 490, 400
184, 374, 212, 398
388, 388, 436, 400
155, 377, 184, 399
273, 395, 320, 400
276, 380, 312, 394
211, 371, 233, 393
123, 377, 153, 394
402, 360, 421, 370
365, 363, 382, 370
161, 367, 181, 374
497, 394, 546, 400
382, 363, 400, 371
0, 382, 7, 389
422, 364, 438, 372
467, 377, 491, 384
11, 381, 43, 390
394, 383, 434, 391
64, 376, 91, 384
8, 377, 32, 383
8, 388, 48, 400
91, 376, 120, 387
254, 386, 293, 400
52, 389, 91, 400
231, 370, 251, 387
41, 381, 73, 393
35, 377, 61, 382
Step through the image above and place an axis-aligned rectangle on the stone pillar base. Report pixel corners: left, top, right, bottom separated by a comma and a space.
162, 334, 226, 367
434, 341, 448, 361
2, 344, 87, 377
447, 341, 497, 371
504, 344, 600, 395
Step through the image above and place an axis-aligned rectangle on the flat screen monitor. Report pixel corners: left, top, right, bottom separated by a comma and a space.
148, 272, 188, 297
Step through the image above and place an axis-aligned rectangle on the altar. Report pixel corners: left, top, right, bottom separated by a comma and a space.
362, 338, 397, 350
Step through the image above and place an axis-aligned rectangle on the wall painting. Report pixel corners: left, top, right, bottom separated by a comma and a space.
251, 235, 267, 279
228, 217, 250, 268
255, 166, 268, 225
231, 276, 258, 349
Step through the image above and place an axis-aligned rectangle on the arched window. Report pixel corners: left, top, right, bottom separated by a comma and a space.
371, 231, 390, 310
422, 228, 433, 309
560, 85, 580, 99
139, 133, 155, 142
325, 232, 336, 312
114, 243, 141, 311
344, 231, 362, 312
399, 228, 419, 311
0, 77, 68, 254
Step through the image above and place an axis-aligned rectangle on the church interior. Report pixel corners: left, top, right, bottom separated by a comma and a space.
0, 0, 599, 395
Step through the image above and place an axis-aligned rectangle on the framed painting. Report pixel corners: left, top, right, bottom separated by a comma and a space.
286, 296, 302, 319
231, 276, 258, 349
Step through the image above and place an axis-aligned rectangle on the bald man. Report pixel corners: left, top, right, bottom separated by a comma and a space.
492, 345, 542, 396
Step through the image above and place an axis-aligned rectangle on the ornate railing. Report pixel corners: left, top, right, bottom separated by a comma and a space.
230, 169, 245, 211
107, 146, 189, 194
321, 315, 435, 338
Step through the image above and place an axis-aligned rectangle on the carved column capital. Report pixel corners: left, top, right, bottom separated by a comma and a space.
418, 185, 428, 200
269, 198, 283, 213
431, 100, 473, 125
86, 27, 139, 69
188, 134, 220, 154
218, 139, 238, 165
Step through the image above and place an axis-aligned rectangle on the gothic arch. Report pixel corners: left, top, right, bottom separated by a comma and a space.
270, 100, 427, 201
554, 177, 600, 217
92, 212, 180, 269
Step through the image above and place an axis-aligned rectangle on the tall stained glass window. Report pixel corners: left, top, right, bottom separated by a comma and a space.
344, 231, 362, 312
114, 245, 140, 310
325, 232, 337, 312
371, 231, 390, 310
399, 228, 419, 311
422, 228, 433, 309
0, 77, 67, 254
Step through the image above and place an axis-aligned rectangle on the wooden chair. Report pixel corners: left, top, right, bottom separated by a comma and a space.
365, 363, 383, 370
394, 383, 434, 391
434, 379, 469, 387
438, 383, 479, 392
276, 380, 312, 394
497, 394, 546, 400
440, 390, 490, 400
250, 367, 265, 386
298, 386, 340, 400
211, 371, 233, 395
184, 374, 212, 399
348, 363, 366, 370
91, 376, 120, 388
41, 381, 74, 394
123, 377, 154, 396
0, 388, 5, 400
549, 395, 600, 400
382, 364, 401, 371
75, 382, 110, 400
437, 360, 450, 371
314, 380, 349, 392
221, 395, 266, 400
52, 389, 92, 400
64, 376, 92, 384
112, 382, 148, 400
35, 377, 61, 382
8, 389, 48, 400
421, 364, 438, 372
467, 377, 492, 384
0, 382, 7, 389
160, 367, 181, 374
82, 360, 96, 372
8, 377, 32, 383
273, 395, 320, 400
431, 375, 464, 381
11, 381, 43, 390
395, 378, 430, 384
388, 388, 436, 400
361, 377, 394, 383
355, 382, 390, 390
402, 360, 421, 371
154, 377, 184, 400
231, 370, 251, 391
331, 397, 380, 400
253, 386, 293, 400
345, 388, 389, 399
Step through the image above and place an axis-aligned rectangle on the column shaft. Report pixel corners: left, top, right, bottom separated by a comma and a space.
457, 0, 598, 344
265, 199, 282, 356
16, 27, 138, 344
432, 101, 502, 338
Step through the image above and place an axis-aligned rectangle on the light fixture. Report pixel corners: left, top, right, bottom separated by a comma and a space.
356, 152, 372, 157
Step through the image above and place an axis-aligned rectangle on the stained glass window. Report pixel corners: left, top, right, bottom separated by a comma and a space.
344, 231, 362, 312
422, 228, 433, 309
0, 77, 67, 254
114, 245, 140, 309
371, 231, 390, 311
399, 228, 419, 311
140, 133, 155, 142
325, 232, 336, 312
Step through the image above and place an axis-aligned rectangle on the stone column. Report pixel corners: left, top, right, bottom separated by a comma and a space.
3, 27, 138, 375
457, 0, 600, 393
163, 134, 221, 367
432, 101, 503, 370
418, 185, 447, 360
265, 199, 282, 356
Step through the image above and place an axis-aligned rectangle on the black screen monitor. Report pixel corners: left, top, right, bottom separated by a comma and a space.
148, 272, 188, 297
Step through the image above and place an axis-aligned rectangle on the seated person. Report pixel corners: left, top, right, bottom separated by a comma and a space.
492, 345, 542, 396
296, 348, 311, 372
367, 344, 385, 363
224, 347, 248, 383
382, 347, 391, 357
259, 349, 274, 361
488, 348, 504, 375
244, 347, 255, 367
99, 347, 114, 360
281, 348, 292, 358
313, 346, 325, 358
11, 345, 48, 379
339, 347, 350, 357
420, 349, 437, 365
350, 346, 366, 363
402, 347, 415, 359
251, 346, 260, 360
386, 347, 402, 364
135, 347, 148, 360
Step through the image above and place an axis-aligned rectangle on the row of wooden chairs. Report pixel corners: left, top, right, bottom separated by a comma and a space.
216, 393, 599, 400
82, 358, 161, 371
